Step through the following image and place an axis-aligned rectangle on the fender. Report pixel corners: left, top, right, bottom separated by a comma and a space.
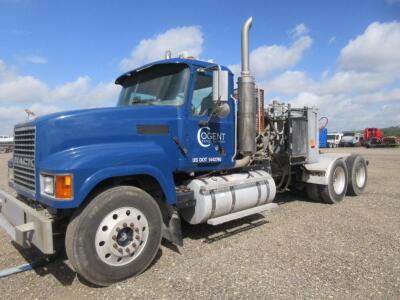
302, 153, 351, 185
38, 142, 176, 208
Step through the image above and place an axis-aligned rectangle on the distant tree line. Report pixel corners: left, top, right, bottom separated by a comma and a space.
381, 126, 400, 136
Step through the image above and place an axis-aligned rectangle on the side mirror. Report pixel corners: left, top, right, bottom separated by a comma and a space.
212, 70, 229, 102
214, 102, 230, 118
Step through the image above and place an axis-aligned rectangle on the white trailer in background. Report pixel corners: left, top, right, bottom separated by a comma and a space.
327, 132, 343, 148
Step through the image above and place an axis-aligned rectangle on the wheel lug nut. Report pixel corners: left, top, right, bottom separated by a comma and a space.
130, 223, 134, 228
126, 248, 130, 253
123, 222, 127, 227
116, 227, 121, 232
134, 228, 139, 233
113, 243, 118, 249
118, 248, 123, 253
135, 235, 140, 240
132, 243, 137, 248
112, 235, 117, 241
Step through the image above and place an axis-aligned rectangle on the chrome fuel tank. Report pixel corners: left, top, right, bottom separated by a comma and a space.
181, 170, 276, 224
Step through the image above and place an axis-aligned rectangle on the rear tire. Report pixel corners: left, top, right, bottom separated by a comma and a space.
65, 186, 163, 286
319, 159, 348, 204
346, 154, 368, 196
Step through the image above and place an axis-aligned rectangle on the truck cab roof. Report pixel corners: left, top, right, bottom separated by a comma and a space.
115, 58, 232, 85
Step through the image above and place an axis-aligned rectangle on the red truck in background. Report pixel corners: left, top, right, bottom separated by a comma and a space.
364, 127, 399, 148
364, 128, 383, 141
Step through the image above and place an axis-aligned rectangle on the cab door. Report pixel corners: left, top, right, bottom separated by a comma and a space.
181, 70, 235, 171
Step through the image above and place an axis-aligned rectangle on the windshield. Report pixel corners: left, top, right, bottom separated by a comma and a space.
343, 132, 354, 137
117, 63, 190, 107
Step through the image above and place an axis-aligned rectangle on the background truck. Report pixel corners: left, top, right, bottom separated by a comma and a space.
0, 17, 368, 286
339, 131, 363, 147
364, 127, 399, 148
327, 132, 343, 148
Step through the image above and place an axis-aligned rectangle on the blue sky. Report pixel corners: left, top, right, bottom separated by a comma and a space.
0, 0, 399, 133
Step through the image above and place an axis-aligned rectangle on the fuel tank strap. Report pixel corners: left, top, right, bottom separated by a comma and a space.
221, 176, 237, 213
255, 182, 261, 206
210, 191, 217, 219
200, 176, 271, 193
197, 178, 217, 219
265, 180, 270, 204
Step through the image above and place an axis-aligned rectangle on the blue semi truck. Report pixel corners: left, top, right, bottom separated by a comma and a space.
0, 17, 368, 286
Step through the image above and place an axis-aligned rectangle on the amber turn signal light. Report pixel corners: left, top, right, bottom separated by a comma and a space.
55, 175, 73, 199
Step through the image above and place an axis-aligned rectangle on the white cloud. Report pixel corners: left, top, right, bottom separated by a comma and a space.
229, 35, 312, 79
261, 21, 400, 130
267, 71, 315, 95
290, 23, 309, 38
283, 91, 398, 130
264, 70, 400, 130
19, 54, 47, 64
252, 36, 312, 78
49, 76, 90, 101
340, 21, 400, 77
0, 72, 48, 103
1, 21, 400, 134
0, 60, 121, 133
120, 26, 203, 71
67, 81, 120, 107
266, 70, 392, 97
0, 103, 61, 135
0, 60, 120, 106
319, 71, 391, 94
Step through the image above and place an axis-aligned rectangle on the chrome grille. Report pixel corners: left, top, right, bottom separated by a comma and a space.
13, 126, 36, 193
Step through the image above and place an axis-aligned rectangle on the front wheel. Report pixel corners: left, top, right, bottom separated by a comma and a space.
65, 186, 163, 286
319, 159, 348, 204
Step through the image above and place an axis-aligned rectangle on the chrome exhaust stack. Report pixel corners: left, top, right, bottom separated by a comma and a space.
237, 16, 256, 155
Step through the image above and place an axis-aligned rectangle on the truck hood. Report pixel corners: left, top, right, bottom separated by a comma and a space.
19, 106, 179, 162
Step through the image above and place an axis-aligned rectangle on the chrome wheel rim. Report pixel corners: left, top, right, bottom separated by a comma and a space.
333, 166, 346, 194
95, 207, 149, 266
355, 163, 366, 188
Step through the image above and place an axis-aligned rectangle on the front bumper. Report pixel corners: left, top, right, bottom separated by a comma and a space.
0, 190, 54, 254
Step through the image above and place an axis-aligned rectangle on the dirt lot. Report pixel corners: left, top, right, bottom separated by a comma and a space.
0, 147, 399, 299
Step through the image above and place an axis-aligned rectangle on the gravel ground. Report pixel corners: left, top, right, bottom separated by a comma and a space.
0, 147, 399, 299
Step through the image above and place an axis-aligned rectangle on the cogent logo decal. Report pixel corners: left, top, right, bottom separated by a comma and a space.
197, 127, 226, 148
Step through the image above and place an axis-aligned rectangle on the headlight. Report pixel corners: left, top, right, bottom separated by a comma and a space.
40, 174, 55, 196
40, 173, 73, 200
8, 167, 14, 182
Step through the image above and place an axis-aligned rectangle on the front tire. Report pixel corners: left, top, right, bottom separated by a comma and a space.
66, 186, 163, 286
346, 154, 368, 196
319, 159, 348, 204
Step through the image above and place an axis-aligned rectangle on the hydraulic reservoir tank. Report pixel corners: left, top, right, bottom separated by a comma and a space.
181, 170, 276, 224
